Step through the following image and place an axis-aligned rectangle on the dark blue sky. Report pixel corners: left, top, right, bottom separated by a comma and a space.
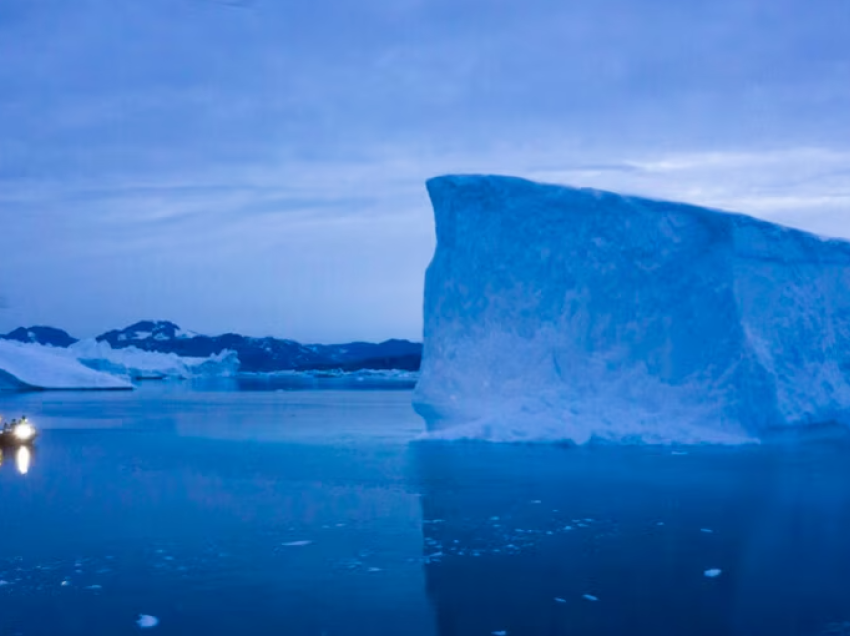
1, 0, 848, 341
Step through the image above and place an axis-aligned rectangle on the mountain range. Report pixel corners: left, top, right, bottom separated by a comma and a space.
0, 321, 422, 372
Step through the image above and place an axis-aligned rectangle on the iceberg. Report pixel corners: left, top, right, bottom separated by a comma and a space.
237, 368, 419, 389
0, 339, 238, 391
413, 175, 850, 444
0, 340, 132, 390
69, 339, 239, 380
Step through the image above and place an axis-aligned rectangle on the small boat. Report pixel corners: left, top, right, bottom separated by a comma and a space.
0, 416, 38, 447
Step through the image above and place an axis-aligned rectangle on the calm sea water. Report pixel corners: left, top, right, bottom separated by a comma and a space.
2, 382, 850, 636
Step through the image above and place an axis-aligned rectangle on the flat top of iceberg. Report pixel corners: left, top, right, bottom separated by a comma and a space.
426, 174, 850, 258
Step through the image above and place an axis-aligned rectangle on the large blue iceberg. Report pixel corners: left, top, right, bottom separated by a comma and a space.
412, 175, 850, 443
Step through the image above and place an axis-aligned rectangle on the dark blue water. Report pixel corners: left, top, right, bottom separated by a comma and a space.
2, 384, 850, 636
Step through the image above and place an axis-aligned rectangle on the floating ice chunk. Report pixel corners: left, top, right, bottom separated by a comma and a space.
60, 580, 70, 587
700, 528, 714, 534
137, 614, 159, 628
492, 631, 507, 636
582, 594, 599, 601
85, 584, 103, 590
71, 338, 238, 380
281, 541, 313, 547
0, 580, 9, 586
0, 340, 132, 390
554, 597, 566, 603
367, 567, 382, 572
704, 569, 722, 578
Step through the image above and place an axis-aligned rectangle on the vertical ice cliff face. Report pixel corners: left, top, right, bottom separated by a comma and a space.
412, 175, 850, 443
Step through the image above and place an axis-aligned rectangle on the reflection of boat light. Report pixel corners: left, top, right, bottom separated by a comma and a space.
16, 446, 31, 475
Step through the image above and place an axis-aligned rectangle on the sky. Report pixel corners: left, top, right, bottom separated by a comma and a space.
1, 0, 848, 342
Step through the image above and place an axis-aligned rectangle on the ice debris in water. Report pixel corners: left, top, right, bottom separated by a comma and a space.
819, 621, 850, 635
554, 597, 567, 603
85, 584, 103, 590
137, 615, 159, 628
281, 540, 313, 547
492, 631, 508, 636
700, 528, 714, 534
583, 594, 599, 601
704, 569, 722, 578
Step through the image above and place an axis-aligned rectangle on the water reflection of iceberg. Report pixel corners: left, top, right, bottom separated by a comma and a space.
412, 442, 850, 636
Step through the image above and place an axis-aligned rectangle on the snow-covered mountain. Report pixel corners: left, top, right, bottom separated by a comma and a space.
304, 340, 423, 371
96, 320, 325, 371
2, 326, 78, 347
96, 320, 197, 343
3, 321, 422, 372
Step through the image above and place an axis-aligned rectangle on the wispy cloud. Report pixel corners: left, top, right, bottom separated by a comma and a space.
1, 0, 848, 338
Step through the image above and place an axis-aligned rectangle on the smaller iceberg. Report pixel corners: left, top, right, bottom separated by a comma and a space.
0, 340, 132, 390
0, 339, 239, 391
69, 339, 239, 380
238, 368, 419, 389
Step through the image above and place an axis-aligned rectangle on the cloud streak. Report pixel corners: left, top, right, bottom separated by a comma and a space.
1, 0, 848, 339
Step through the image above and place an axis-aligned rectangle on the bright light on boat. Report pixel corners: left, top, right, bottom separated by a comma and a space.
13, 422, 35, 441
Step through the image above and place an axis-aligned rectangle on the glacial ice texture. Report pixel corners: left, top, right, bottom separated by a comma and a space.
0, 340, 238, 391
412, 175, 850, 444
0, 340, 132, 390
